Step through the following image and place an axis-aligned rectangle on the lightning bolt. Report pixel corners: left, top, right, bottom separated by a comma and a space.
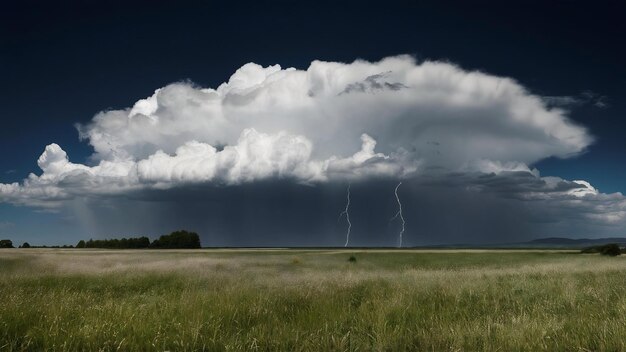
338, 183, 352, 247
390, 182, 405, 247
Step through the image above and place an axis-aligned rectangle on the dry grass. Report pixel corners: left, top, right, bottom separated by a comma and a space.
2, 249, 626, 351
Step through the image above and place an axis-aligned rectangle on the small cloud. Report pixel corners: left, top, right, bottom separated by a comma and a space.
542, 95, 582, 107
543, 90, 609, 109
581, 91, 609, 108
5, 169, 16, 174
593, 100, 608, 108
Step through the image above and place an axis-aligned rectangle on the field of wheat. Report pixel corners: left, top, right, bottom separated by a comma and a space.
2, 249, 626, 351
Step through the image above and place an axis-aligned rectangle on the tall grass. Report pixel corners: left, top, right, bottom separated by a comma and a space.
1, 249, 626, 351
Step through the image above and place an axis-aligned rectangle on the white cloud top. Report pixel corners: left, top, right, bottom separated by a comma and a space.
77, 56, 591, 167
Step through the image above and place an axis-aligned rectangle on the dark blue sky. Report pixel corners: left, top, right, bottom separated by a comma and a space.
1, 1, 624, 245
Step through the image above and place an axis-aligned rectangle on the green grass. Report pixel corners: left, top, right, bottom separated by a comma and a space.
2, 249, 626, 351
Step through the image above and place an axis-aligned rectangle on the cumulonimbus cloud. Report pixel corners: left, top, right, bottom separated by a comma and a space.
1, 55, 624, 226
77, 55, 592, 166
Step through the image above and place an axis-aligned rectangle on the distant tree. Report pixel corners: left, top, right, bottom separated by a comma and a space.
0, 239, 13, 248
76, 240, 86, 248
150, 230, 201, 249
19, 242, 31, 248
601, 243, 621, 256
581, 243, 622, 256
128, 236, 150, 248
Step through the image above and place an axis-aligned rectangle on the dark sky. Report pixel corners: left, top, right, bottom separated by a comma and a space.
0, 1, 624, 245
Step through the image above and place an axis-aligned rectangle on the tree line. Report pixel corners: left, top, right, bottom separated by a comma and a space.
76, 236, 150, 249
77, 230, 201, 249
1, 230, 201, 249
580, 243, 623, 256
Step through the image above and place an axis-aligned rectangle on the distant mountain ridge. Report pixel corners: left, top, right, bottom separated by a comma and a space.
420, 237, 626, 249
522, 237, 626, 248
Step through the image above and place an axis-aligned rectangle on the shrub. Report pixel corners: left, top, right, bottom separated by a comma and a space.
0, 239, 13, 248
348, 255, 357, 263
581, 243, 622, 256
601, 244, 621, 256
19, 242, 30, 248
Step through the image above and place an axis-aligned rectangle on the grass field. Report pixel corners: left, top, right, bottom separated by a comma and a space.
2, 249, 626, 351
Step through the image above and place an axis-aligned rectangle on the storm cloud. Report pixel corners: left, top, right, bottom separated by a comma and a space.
1, 55, 624, 244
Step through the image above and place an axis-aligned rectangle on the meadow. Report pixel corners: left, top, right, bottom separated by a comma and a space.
2, 248, 626, 351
